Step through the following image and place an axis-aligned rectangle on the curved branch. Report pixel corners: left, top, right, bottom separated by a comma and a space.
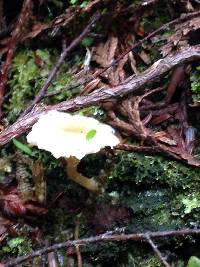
4, 228, 200, 267
0, 45, 200, 145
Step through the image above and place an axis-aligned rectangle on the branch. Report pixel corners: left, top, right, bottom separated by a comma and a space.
21, 12, 101, 116
4, 228, 200, 267
0, 45, 200, 145
145, 234, 171, 267
116, 144, 160, 154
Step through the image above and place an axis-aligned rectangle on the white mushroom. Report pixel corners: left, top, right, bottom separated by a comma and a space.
27, 110, 120, 192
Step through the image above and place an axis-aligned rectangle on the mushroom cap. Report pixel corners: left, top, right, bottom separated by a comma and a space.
27, 110, 120, 159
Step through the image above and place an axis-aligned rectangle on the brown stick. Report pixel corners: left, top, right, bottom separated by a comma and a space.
4, 228, 200, 267
0, 0, 33, 117
145, 234, 171, 267
116, 144, 160, 154
0, 45, 199, 146
21, 12, 100, 117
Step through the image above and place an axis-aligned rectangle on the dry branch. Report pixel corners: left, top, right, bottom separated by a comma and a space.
145, 234, 171, 267
0, 45, 200, 146
4, 228, 200, 267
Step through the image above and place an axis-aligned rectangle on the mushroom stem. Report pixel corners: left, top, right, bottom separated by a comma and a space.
65, 156, 100, 192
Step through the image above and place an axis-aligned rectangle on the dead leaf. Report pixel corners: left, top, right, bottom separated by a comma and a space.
81, 78, 101, 95
109, 54, 128, 85
154, 128, 177, 146
151, 114, 172, 125
135, 25, 145, 37
0, 192, 27, 217
0, 216, 12, 236
128, 51, 139, 74
139, 50, 151, 64
93, 35, 118, 67
165, 65, 185, 103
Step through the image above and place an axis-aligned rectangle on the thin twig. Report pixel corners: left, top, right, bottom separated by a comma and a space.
145, 234, 171, 267
4, 228, 200, 267
21, 12, 101, 117
47, 251, 58, 267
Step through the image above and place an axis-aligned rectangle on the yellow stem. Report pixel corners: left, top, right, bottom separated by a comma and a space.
65, 156, 99, 192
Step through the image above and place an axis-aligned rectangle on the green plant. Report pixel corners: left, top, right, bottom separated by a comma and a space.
69, 0, 89, 7
190, 66, 200, 102
187, 256, 200, 267
2, 237, 32, 256
81, 37, 94, 47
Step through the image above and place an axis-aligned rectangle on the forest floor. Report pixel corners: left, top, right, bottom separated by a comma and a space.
0, 1, 200, 266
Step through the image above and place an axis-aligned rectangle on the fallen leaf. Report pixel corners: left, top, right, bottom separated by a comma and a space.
151, 114, 172, 125
93, 35, 118, 67
139, 50, 151, 64
1, 193, 26, 217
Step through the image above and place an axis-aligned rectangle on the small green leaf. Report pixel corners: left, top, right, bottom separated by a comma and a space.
70, 0, 78, 5
86, 129, 97, 141
80, 1, 89, 8
187, 256, 200, 267
8, 237, 24, 249
81, 37, 94, 47
13, 138, 34, 156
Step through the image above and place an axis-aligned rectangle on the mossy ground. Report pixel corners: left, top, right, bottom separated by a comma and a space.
2, 149, 199, 266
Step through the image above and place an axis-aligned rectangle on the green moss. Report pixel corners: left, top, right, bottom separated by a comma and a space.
69, 0, 89, 7
2, 237, 32, 256
187, 256, 200, 267
4, 48, 76, 122
182, 194, 200, 214
82, 241, 130, 266
109, 152, 200, 189
2, 146, 200, 266
78, 106, 106, 121
106, 152, 200, 234
172, 191, 200, 217
124, 252, 163, 267
190, 66, 200, 103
